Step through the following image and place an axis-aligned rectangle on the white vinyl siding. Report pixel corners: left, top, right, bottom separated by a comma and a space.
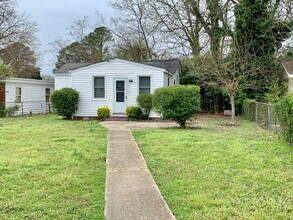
289, 78, 293, 93
164, 71, 180, 87
4, 79, 54, 115
54, 74, 72, 90
70, 59, 165, 117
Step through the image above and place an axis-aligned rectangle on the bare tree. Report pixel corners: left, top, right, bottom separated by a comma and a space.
67, 16, 90, 42
0, 0, 38, 48
276, 0, 293, 22
148, 0, 203, 56
202, 45, 260, 124
109, 0, 164, 60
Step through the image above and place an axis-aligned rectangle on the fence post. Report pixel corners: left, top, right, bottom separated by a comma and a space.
21, 102, 24, 115
247, 104, 249, 120
267, 104, 271, 130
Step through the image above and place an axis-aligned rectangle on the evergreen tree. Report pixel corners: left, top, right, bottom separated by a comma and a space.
55, 27, 113, 71
0, 42, 41, 79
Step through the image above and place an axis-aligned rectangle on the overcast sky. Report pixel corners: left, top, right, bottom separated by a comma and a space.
17, 0, 115, 75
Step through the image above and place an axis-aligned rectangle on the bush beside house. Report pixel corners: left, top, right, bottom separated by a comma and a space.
126, 106, 142, 120
97, 107, 110, 121
153, 85, 201, 128
137, 94, 153, 119
0, 103, 20, 118
51, 88, 79, 120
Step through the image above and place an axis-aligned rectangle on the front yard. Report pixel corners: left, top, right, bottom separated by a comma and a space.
0, 115, 107, 219
133, 116, 292, 219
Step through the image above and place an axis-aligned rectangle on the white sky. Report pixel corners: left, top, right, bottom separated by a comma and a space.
17, 0, 115, 75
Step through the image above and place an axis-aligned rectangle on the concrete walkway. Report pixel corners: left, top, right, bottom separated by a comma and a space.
101, 121, 176, 220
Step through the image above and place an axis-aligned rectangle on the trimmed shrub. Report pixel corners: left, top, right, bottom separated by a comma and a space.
137, 94, 153, 119
51, 88, 79, 120
126, 105, 142, 120
153, 85, 201, 128
275, 94, 293, 144
97, 106, 110, 121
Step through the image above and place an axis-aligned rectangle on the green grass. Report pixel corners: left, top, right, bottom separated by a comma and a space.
133, 117, 293, 219
0, 114, 107, 220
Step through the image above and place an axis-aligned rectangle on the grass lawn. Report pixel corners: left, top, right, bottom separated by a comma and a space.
0, 114, 107, 219
133, 116, 292, 220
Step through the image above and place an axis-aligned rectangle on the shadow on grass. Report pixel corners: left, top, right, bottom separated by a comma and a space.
162, 126, 203, 130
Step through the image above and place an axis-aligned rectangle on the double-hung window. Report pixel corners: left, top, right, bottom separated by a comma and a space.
15, 87, 21, 103
139, 77, 151, 94
94, 77, 105, 98
45, 88, 50, 102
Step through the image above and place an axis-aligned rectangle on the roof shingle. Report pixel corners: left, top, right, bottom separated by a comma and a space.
138, 59, 181, 74
55, 62, 93, 74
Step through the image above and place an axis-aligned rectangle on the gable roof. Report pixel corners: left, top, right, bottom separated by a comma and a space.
55, 62, 93, 74
55, 59, 181, 74
282, 60, 293, 78
138, 59, 181, 74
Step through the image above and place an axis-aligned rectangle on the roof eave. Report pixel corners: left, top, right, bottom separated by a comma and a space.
164, 70, 173, 76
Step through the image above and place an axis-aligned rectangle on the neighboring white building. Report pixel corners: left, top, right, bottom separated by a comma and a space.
54, 58, 181, 118
0, 78, 54, 115
282, 60, 293, 93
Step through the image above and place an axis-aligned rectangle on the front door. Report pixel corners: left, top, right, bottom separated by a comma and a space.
114, 80, 126, 113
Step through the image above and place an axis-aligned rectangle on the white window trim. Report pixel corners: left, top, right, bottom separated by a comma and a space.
92, 76, 106, 100
137, 76, 152, 95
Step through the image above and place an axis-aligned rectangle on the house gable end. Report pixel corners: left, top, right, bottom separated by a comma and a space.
70, 59, 167, 75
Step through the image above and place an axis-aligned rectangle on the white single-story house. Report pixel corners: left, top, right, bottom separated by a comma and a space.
54, 58, 181, 118
282, 60, 293, 93
0, 78, 54, 115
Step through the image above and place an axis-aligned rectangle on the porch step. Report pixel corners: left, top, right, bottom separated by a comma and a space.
106, 116, 127, 121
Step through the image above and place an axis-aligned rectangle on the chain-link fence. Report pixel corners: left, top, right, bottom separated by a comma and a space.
243, 101, 282, 135
0, 101, 51, 117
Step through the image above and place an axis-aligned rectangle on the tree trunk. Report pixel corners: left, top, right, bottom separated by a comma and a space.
230, 94, 236, 125
180, 122, 186, 129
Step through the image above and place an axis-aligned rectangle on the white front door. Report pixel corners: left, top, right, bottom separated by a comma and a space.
114, 79, 127, 113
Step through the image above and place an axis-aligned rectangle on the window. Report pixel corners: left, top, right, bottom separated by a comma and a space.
94, 77, 105, 98
15, 87, 21, 102
45, 88, 50, 102
139, 77, 151, 94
